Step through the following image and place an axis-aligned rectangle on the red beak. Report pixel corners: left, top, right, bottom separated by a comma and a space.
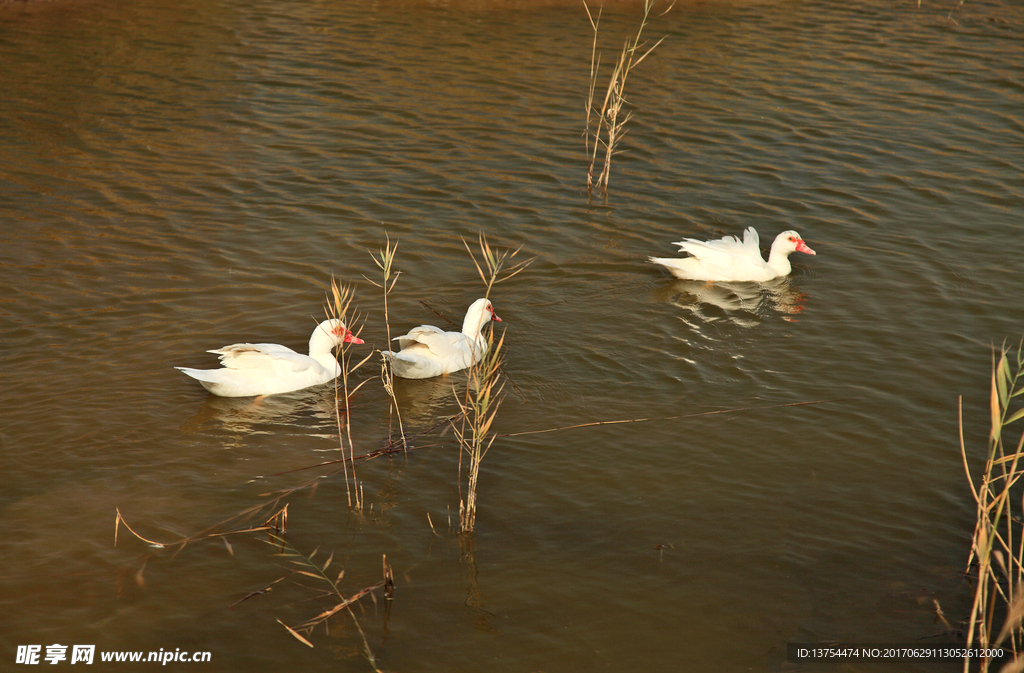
491, 312, 502, 323
344, 332, 364, 345
796, 239, 816, 255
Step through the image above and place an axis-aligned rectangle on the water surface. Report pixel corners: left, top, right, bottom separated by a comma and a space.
1, 0, 1022, 670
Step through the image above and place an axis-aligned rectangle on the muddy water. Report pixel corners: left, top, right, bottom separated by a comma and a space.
1, 0, 1022, 670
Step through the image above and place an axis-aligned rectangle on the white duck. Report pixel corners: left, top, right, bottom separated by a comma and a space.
176, 319, 364, 397
383, 298, 502, 379
649, 227, 816, 282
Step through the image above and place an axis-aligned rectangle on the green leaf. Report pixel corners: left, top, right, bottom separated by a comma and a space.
1006, 407, 1024, 425
997, 352, 1010, 408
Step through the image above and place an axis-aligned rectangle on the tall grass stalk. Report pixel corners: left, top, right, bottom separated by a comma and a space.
462, 232, 533, 300
584, 0, 672, 194
463, 232, 532, 402
451, 233, 525, 534
327, 278, 373, 512
453, 327, 505, 534
367, 236, 408, 452
961, 340, 1024, 672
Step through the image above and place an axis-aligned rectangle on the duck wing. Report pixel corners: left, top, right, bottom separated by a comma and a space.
670, 227, 770, 280
394, 325, 446, 351
209, 342, 312, 374
674, 227, 763, 261
390, 324, 484, 377
394, 326, 479, 360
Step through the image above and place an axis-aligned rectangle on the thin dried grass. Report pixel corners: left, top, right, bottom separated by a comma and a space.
366, 235, 409, 452
462, 232, 534, 300
450, 234, 528, 534
453, 328, 506, 534
114, 504, 290, 554
266, 533, 387, 668
584, 0, 673, 194
266, 399, 839, 480
962, 340, 1024, 672
326, 278, 374, 512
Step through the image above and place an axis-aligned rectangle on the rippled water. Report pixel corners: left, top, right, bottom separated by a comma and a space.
1, 0, 1022, 669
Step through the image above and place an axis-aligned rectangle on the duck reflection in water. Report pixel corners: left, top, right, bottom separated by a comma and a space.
179, 388, 340, 436
389, 374, 469, 429
658, 276, 809, 327
180, 373, 472, 437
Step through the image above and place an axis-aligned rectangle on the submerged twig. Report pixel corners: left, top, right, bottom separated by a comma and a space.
266, 532, 386, 664
266, 399, 842, 479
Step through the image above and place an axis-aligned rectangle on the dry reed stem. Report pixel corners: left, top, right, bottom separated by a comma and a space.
462, 232, 534, 300
450, 233, 523, 534
584, 0, 673, 194
366, 235, 408, 452
463, 232, 532, 402
267, 532, 386, 665
961, 340, 1024, 672
453, 328, 506, 534
270, 399, 840, 480
383, 554, 395, 600
326, 277, 373, 512
114, 504, 290, 552
229, 576, 289, 608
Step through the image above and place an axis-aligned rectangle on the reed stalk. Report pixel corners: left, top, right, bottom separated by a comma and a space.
584, 0, 672, 194
961, 340, 1024, 672
451, 233, 525, 534
327, 279, 373, 512
462, 232, 533, 300
453, 327, 505, 534
367, 236, 408, 452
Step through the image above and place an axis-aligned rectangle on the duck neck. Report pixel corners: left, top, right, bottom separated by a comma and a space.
308, 325, 342, 375
766, 245, 793, 276
462, 309, 487, 341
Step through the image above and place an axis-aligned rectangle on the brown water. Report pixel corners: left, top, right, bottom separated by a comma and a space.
1, 0, 1022, 670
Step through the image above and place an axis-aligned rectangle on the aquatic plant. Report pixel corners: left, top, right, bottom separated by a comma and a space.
462, 231, 532, 300
584, 0, 672, 194
451, 234, 529, 534
453, 326, 505, 534
326, 278, 374, 511
961, 340, 1024, 672
267, 533, 390, 669
366, 235, 409, 452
